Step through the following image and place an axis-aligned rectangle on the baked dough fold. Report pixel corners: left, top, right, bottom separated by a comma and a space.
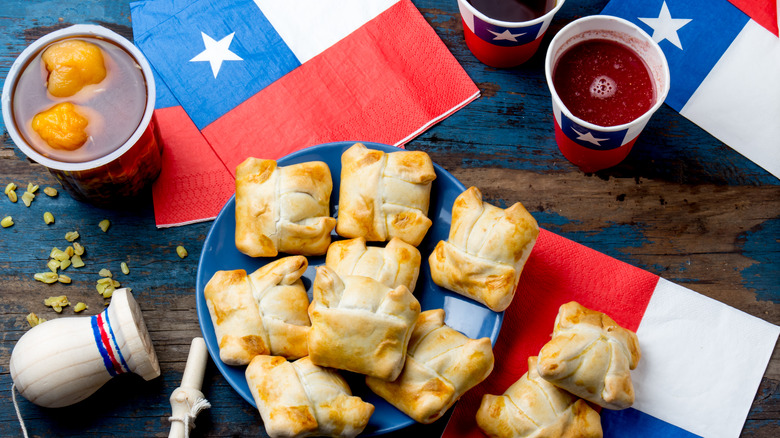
235, 157, 336, 257
537, 301, 641, 410
308, 266, 420, 381
246, 355, 374, 438
325, 237, 421, 293
428, 186, 539, 311
366, 309, 495, 424
476, 356, 603, 438
336, 142, 436, 247
204, 256, 311, 365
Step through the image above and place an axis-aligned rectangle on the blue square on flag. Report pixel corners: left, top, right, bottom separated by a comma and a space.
560, 112, 628, 150
602, 0, 749, 110
473, 19, 543, 46
134, 0, 301, 129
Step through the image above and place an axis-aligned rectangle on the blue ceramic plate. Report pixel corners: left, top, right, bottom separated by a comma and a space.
196, 141, 504, 436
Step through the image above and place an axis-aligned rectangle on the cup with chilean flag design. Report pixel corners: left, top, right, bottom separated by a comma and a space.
545, 15, 670, 172
457, 0, 567, 68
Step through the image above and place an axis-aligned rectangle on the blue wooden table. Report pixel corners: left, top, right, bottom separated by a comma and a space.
1, 1, 777, 437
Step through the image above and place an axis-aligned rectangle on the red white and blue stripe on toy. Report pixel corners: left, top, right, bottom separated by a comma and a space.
90, 311, 130, 377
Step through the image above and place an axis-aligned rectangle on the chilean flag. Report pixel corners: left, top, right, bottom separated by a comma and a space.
601, 0, 780, 179
443, 230, 779, 438
130, 0, 480, 226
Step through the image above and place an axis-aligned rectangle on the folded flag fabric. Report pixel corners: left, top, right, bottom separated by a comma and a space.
443, 229, 779, 438
130, 0, 480, 227
601, 0, 780, 179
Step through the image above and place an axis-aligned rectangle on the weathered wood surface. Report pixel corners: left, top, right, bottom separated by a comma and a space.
1, 0, 777, 437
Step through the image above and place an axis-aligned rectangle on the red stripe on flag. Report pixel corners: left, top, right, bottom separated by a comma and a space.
202, 0, 479, 171
461, 18, 544, 68
151, 106, 235, 227
554, 117, 638, 172
443, 229, 659, 437
727, 0, 779, 36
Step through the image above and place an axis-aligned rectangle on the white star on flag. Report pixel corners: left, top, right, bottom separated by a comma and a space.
488, 29, 526, 42
190, 31, 243, 78
638, 1, 692, 50
572, 127, 609, 146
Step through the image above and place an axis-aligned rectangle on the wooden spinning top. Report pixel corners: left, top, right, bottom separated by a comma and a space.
10, 288, 160, 408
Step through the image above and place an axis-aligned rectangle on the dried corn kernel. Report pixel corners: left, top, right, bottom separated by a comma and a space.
176, 246, 188, 259
27, 183, 39, 193
58, 274, 71, 284
65, 246, 74, 257
42, 39, 107, 97
97, 277, 113, 285
121, 262, 129, 275
50, 247, 61, 258
1, 216, 13, 228
99, 219, 110, 232
99, 268, 112, 278
21, 191, 35, 207
47, 259, 60, 273
112, 279, 121, 288
96, 282, 108, 294
73, 242, 85, 256
4, 183, 16, 195
34, 272, 59, 284
65, 231, 80, 242
102, 287, 114, 299
43, 187, 58, 197
44, 295, 70, 313
71, 255, 85, 268
52, 249, 69, 261
74, 302, 87, 313
26, 313, 46, 327
60, 259, 71, 270
44, 212, 55, 224
7, 191, 17, 203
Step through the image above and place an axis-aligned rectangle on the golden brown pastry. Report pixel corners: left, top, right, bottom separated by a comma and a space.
325, 237, 421, 293
428, 186, 539, 311
537, 301, 641, 410
204, 256, 311, 365
336, 142, 436, 247
246, 355, 374, 438
476, 356, 603, 438
366, 309, 494, 424
235, 157, 336, 257
308, 266, 420, 381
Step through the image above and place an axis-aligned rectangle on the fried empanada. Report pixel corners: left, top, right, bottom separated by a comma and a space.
366, 309, 494, 424
235, 158, 336, 257
336, 143, 436, 247
428, 186, 539, 311
537, 301, 641, 410
476, 356, 603, 438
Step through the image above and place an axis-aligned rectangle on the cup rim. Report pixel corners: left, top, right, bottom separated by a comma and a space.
544, 15, 671, 132
458, 0, 567, 28
1, 24, 157, 172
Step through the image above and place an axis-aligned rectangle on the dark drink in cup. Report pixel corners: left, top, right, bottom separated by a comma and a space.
467, 0, 556, 22
2, 25, 162, 205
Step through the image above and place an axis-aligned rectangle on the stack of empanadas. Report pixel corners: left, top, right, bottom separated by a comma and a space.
204, 256, 311, 365
337, 142, 436, 247
235, 157, 337, 257
325, 237, 421, 293
367, 309, 495, 424
429, 186, 539, 311
536, 301, 641, 410
476, 356, 603, 438
308, 266, 420, 381
246, 355, 374, 438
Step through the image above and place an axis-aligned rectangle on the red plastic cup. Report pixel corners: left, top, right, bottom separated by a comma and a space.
457, 0, 567, 68
545, 16, 670, 172
2, 25, 162, 205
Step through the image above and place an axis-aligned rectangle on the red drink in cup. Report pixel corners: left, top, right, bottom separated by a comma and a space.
2, 25, 162, 205
458, 0, 566, 68
545, 16, 670, 172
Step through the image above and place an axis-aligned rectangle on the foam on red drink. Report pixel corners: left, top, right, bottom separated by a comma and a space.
467, 0, 555, 21
552, 39, 654, 127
